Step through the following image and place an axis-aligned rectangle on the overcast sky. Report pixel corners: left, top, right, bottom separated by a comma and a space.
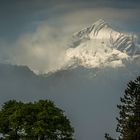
0, 1, 140, 139
0, 0, 140, 72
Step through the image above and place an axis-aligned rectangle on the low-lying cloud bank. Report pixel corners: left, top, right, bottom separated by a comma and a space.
0, 22, 72, 73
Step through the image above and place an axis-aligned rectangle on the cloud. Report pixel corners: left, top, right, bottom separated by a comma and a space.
0, 1, 140, 73
56, 7, 140, 24
47, 6, 140, 38
1, 0, 140, 40
0, 22, 73, 73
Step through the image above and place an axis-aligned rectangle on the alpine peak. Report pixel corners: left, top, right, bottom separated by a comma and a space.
71, 19, 139, 56
74, 19, 109, 38
64, 20, 140, 70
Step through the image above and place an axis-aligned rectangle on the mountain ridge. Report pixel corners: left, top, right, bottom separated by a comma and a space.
63, 19, 140, 71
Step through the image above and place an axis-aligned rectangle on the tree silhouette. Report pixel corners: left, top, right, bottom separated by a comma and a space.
105, 76, 140, 140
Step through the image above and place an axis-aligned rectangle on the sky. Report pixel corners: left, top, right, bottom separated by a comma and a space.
0, 1, 140, 139
0, 0, 140, 72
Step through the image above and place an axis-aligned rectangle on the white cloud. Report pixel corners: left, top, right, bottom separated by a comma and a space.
2, 22, 72, 73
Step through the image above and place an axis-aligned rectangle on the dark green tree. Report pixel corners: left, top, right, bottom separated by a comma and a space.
0, 100, 74, 140
105, 76, 140, 140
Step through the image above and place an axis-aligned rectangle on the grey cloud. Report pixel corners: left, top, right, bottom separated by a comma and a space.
0, 0, 140, 40
1, 22, 71, 73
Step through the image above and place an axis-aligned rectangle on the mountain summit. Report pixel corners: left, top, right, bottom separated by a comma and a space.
71, 19, 139, 55
64, 19, 140, 70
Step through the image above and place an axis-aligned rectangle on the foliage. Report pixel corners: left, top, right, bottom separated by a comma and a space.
105, 133, 115, 140
105, 76, 140, 140
0, 99, 74, 140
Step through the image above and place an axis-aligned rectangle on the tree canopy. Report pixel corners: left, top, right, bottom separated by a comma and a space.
0, 99, 74, 140
105, 76, 140, 140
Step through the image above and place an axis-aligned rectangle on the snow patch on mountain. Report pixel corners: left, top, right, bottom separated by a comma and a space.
64, 19, 140, 70
66, 40, 128, 68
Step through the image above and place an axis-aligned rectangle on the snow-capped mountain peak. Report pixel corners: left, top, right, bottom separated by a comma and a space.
64, 19, 140, 70
72, 19, 139, 55
73, 19, 109, 39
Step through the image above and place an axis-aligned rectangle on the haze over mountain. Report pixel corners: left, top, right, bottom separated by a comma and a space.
0, 20, 140, 140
